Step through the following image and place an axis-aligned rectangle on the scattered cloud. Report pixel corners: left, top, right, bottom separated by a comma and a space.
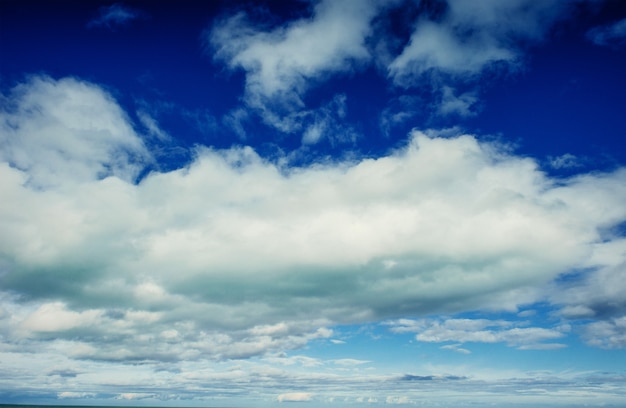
208, 0, 582, 140
581, 317, 626, 349
587, 18, 626, 49
87, 3, 146, 30
387, 0, 571, 85
548, 153, 581, 170
388, 318, 568, 349
437, 86, 480, 117
440, 343, 471, 354
58, 392, 96, 399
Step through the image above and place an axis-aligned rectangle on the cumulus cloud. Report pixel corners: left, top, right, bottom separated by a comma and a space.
0, 76, 151, 188
87, 3, 146, 30
1, 76, 626, 375
587, 18, 626, 49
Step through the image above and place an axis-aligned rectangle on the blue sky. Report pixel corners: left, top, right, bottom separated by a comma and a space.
1, 0, 626, 407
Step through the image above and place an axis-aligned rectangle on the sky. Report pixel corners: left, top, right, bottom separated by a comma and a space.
1, 0, 626, 407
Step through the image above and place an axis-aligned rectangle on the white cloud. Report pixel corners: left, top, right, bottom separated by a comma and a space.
2, 76, 626, 376
388, 0, 570, 85
277, 392, 313, 402
20, 302, 104, 334
438, 86, 479, 117
116, 393, 154, 400
210, 0, 378, 104
550, 239, 626, 348
440, 344, 471, 354
209, 0, 383, 134
548, 153, 581, 170
388, 318, 567, 349
386, 395, 412, 404
332, 358, 370, 366
0, 76, 151, 188
587, 18, 626, 48
582, 317, 626, 349
58, 392, 96, 399
137, 110, 170, 141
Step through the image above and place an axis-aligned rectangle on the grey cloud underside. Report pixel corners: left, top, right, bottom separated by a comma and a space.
1, 76, 626, 365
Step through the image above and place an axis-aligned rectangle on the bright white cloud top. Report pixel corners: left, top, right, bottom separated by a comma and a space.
1, 0, 625, 407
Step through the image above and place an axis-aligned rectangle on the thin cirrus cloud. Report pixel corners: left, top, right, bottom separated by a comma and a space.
87, 3, 146, 30
1, 75, 626, 370
586, 17, 626, 48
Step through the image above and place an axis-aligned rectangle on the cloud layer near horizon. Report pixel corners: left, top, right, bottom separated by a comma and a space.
1, 76, 626, 369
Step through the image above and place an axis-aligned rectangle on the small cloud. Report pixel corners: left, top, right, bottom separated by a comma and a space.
137, 110, 170, 141
330, 339, 346, 344
277, 392, 313, 402
548, 153, 581, 170
87, 3, 146, 30
386, 396, 412, 404
581, 316, 626, 349
58, 392, 96, 399
587, 18, 626, 49
116, 393, 154, 400
332, 358, 370, 366
517, 310, 536, 318
517, 343, 567, 350
559, 305, 595, 319
438, 86, 480, 117
441, 343, 471, 354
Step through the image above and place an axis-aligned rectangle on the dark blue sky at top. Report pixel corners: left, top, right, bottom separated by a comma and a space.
1, 0, 625, 174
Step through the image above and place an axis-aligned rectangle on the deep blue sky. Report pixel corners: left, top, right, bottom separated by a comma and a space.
1, 1, 626, 407
3, 0, 624, 168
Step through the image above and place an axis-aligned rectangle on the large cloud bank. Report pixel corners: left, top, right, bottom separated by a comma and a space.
1, 76, 625, 369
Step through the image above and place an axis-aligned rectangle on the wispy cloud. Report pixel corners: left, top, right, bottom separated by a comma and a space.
587, 18, 626, 49
87, 3, 146, 30
387, 318, 568, 349
387, 0, 572, 84
209, 0, 380, 113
